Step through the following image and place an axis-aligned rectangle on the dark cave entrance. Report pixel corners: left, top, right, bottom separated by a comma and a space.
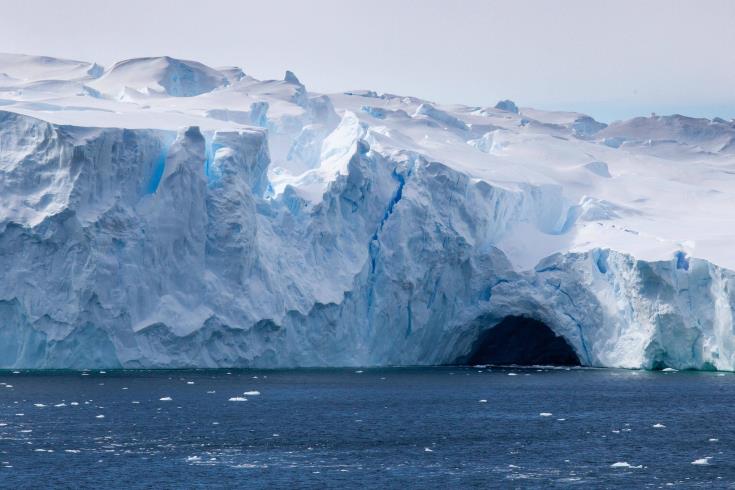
462, 316, 581, 366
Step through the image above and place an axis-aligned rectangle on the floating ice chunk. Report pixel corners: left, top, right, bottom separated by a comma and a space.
132, 401, 140, 404
64, 449, 81, 454
228, 397, 247, 402
652, 423, 666, 428
243, 391, 260, 396
557, 418, 566, 421
206, 391, 216, 394
70, 402, 79, 406
355, 370, 363, 374
691, 457, 711, 465
479, 399, 488, 403
507, 373, 518, 376
159, 397, 172, 401
424, 447, 433, 452
539, 412, 553, 417
661, 368, 677, 372
33, 404, 46, 408
95, 415, 105, 419
709, 438, 719, 442
54, 403, 66, 407
610, 462, 642, 468
186, 381, 195, 385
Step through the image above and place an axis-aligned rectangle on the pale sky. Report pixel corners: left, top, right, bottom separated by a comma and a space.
1, 0, 733, 122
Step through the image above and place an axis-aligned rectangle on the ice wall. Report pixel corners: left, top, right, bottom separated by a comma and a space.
1, 109, 735, 370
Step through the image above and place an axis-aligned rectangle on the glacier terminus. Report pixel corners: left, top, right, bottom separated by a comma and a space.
1, 53, 735, 370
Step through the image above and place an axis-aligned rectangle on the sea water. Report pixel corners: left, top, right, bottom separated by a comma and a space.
0, 367, 732, 488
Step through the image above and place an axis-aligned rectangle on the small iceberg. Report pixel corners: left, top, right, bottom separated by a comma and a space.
691, 457, 711, 465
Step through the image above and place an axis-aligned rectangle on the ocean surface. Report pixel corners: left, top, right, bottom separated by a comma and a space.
0, 367, 733, 488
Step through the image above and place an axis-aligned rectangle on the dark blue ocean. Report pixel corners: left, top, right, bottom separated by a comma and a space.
0, 367, 733, 488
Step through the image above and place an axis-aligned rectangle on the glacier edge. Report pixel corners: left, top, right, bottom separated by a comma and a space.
1, 110, 734, 370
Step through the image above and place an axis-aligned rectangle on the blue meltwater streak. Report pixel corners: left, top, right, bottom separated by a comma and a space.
146, 145, 168, 194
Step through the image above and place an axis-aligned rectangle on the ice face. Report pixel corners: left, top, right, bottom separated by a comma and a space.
1, 54, 735, 369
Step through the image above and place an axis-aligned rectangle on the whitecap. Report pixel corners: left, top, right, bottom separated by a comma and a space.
652, 423, 666, 428
159, 397, 172, 401
539, 412, 553, 417
243, 391, 260, 396
228, 397, 247, 402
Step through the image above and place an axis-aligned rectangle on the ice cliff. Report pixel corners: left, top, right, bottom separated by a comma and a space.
1, 53, 735, 370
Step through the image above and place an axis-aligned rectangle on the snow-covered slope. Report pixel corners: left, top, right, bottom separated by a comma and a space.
1, 53, 734, 370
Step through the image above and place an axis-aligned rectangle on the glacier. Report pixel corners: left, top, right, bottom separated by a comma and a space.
1, 53, 735, 369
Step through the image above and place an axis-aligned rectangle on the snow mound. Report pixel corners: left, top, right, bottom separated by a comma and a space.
0, 53, 102, 81
90, 56, 228, 98
494, 99, 519, 114
598, 114, 735, 153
